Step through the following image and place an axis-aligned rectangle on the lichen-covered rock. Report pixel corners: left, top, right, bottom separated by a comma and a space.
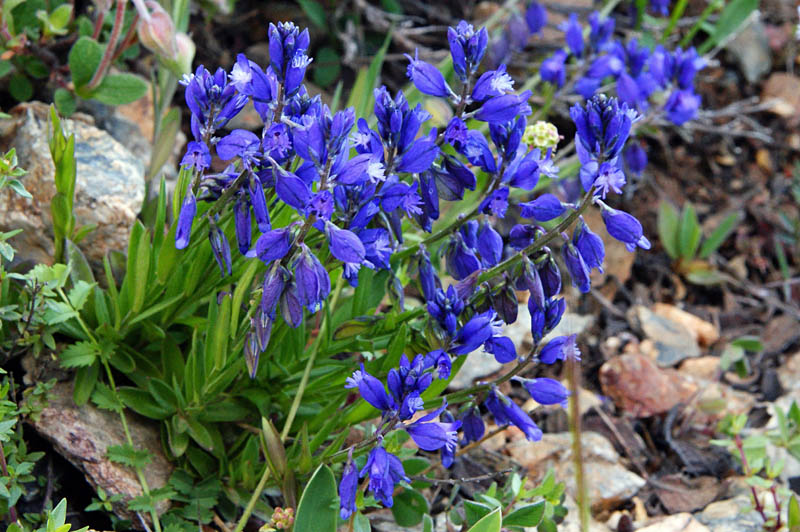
0, 101, 144, 266
29, 381, 172, 523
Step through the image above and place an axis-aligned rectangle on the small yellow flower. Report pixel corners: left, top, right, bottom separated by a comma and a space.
522, 121, 561, 151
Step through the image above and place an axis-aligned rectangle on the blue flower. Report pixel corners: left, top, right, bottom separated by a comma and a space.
624, 143, 648, 175
261, 264, 287, 318
478, 187, 510, 218
451, 310, 496, 355
406, 50, 454, 98
216, 129, 262, 169
541, 50, 567, 87
573, 221, 605, 272
460, 406, 485, 443
472, 65, 515, 102
562, 14, 584, 58
485, 389, 542, 441
175, 189, 197, 249
181, 141, 211, 171
588, 12, 614, 52
346, 363, 396, 414
571, 95, 638, 162
293, 244, 331, 312
405, 403, 462, 452
474, 91, 532, 124
208, 217, 232, 276
563, 242, 591, 293
519, 193, 565, 221
525, 2, 547, 35
427, 286, 464, 335
539, 334, 581, 364
477, 222, 503, 267
664, 89, 700, 125
181, 65, 247, 139
325, 221, 366, 264
339, 453, 359, 520
448, 21, 489, 82
445, 233, 481, 281
360, 445, 409, 508
600, 205, 651, 251
519, 377, 570, 407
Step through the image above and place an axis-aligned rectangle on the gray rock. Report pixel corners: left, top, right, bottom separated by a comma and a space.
0, 102, 145, 266
447, 351, 505, 390
725, 15, 772, 84
637, 513, 710, 532
509, 431, 645, 512
629, 305, 701, 367
30, 381, 172, 523
695, 497, 764, 532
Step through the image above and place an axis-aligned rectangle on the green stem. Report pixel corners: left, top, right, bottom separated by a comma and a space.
679, 1, 720, 47
568, 357, 589, 532
281, 275, 345, 440
101, 359, 161, 532
231, 276, 346, 532
231, 462, 271, 532
478, 189, 594, 284
661, 0, 689, 43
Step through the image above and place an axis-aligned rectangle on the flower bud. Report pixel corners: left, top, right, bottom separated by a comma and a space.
136, 1, 178, 61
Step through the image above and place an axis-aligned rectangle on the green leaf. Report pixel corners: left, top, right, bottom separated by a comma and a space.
503, 501, 545, 527
730, 336, 762, 352
699, 0, 758, 54
184, 416, 215, 452
106, 443, 152, 468
313, 46, 341, 88
789, 494, 800, 528
685, 268, 726, 285
0, 60, 11, 78
91, 382, 123, 412
422, 514, 433, 532
148, 107, 180, 179
297, 0, 326, 30
60, 341, 100, 368
467, 506, 502, 532
699, 211, 740, 259
73, 362, 99, 405
347, 31, 392, 119
678, 203, 702, 259
391, 488, 429, 527
54, 88, 77, 117
657, 201, 680, 259
67, 280, 95, 310
68, 36, 104, 89
464, 501, 493, 526
9, 72, 32, 102
48, 4, 72, 30
293, 465, 338, 532
118, 387, 172, 419
88, 73, 148, 105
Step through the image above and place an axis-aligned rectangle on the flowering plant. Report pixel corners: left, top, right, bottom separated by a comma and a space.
0, 3, 712, 530
159, 8, 705, 527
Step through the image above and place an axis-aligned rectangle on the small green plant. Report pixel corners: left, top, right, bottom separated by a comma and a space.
713, 401, 800, 532
719, 336, 763, 378
442, 470, 566, 532
8, 498, 88, 532
658, 200, 740, 284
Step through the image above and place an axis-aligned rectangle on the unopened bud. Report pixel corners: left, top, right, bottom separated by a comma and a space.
174, 32, 195, 74
523, 120, 560, 151
136, 1, 178, 61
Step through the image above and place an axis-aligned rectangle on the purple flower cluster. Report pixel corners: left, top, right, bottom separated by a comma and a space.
537, 7, 704, 130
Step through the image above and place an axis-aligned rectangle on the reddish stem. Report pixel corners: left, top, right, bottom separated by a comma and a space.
86, 0, 126, 90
